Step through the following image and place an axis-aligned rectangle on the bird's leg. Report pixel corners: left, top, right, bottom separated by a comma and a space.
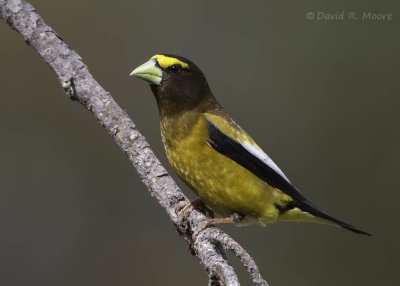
193, 213, 244, 240
176, 199, 214, 226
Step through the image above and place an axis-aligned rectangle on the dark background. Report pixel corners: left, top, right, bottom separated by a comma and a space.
1, 0, 399, 285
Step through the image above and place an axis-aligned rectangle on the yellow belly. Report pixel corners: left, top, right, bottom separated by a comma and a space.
162, 116, 291, 225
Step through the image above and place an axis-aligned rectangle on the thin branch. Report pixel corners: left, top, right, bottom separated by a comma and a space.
0, 1, 268, 285
198, 229, 267, 285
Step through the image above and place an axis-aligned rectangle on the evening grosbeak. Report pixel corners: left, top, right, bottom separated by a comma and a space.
130, 54, 370, 236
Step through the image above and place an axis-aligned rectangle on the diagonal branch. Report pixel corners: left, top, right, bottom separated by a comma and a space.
0, 1, 268, 285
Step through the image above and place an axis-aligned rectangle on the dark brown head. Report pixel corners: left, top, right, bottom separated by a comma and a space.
131, 54, 215, 116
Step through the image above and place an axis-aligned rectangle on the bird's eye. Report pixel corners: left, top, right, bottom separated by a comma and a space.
168, 64, 182, 74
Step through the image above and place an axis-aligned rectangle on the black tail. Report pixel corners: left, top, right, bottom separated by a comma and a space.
295, 200, 371, 236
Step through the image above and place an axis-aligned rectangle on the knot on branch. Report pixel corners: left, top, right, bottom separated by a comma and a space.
62, 77, 77, 100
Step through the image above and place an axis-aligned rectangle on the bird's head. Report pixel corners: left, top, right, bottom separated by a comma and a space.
130, 54, 214, 115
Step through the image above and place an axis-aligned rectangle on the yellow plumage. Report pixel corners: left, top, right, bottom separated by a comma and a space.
162, 110, 326, 225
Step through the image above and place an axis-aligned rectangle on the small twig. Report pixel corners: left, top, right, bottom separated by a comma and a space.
0, 1, 268, 285
200, 230, 268, 286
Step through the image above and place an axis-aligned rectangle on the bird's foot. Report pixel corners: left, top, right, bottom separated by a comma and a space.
175, 199, 214, 226
193, 213, 244, 240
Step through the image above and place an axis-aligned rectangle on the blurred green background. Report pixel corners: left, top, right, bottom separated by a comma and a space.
1, 0, 399, 285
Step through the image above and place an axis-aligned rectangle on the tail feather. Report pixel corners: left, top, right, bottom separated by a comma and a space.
295, 200, 371, 236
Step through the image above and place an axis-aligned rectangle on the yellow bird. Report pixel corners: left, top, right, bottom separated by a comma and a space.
130, 54, 370, 236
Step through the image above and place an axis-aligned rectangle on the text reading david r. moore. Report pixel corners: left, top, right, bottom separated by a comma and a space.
306, 11, 393, 22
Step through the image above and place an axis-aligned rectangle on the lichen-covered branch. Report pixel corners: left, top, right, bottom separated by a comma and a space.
0, 1, 268, 285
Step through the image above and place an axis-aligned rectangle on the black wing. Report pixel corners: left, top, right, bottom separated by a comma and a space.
205, 119, 371, 235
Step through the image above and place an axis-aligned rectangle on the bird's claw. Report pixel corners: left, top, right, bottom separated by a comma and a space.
178, 202, 196, 226
192, 213, 244, 241
176, 199, 210, 226
192, 219, 215, 241
175, 200, 189, 216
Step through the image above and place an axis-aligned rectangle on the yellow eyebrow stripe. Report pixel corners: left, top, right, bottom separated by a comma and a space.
151, 54, 190, 70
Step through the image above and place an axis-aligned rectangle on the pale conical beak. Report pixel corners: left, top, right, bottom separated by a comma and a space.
130, 59, 163, 85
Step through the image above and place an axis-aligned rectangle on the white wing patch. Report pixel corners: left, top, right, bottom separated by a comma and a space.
241, 142, 291, 183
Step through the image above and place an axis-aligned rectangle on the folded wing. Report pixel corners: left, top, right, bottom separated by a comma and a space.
203, 113, 370, 235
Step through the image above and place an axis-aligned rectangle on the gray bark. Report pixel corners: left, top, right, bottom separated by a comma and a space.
0, 1, 268, 285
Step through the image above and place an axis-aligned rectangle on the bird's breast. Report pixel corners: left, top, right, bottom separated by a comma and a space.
160, 115, 283, 222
